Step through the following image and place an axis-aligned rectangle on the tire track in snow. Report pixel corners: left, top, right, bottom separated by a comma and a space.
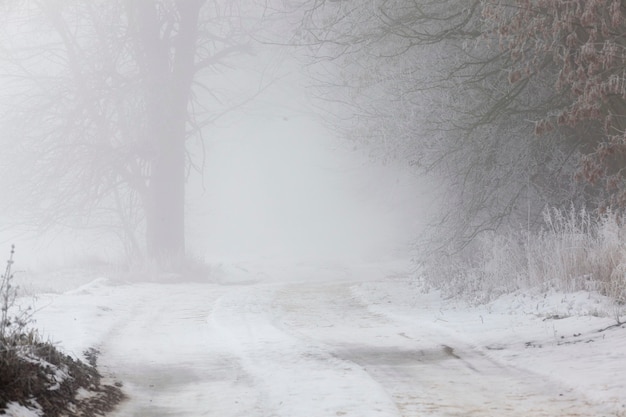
97, 283, 263, 417
209, 284, 400, 417
47, 273, 616, 416
271, 281, 615, 416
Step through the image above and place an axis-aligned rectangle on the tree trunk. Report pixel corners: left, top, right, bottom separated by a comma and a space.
133, 0, 203, 266
145, 111, 186, 263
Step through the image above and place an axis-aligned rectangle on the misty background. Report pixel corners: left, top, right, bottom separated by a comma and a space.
0, 43, 431, 269
0, 0, 623, 304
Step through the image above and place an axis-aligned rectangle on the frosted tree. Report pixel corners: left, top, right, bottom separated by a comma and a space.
483, 0, 626, 208
291, 0, 589, 255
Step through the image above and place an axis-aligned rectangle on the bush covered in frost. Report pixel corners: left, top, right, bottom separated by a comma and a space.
424, 207, 626, 313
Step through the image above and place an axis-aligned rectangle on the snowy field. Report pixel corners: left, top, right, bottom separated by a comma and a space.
4, 259, 625, 416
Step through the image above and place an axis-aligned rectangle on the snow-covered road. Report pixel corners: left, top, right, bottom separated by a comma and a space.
269, 282, 596, 416
26, 263, 623, 416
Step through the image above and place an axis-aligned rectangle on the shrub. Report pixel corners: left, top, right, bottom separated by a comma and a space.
424, 207, 626, 311
0, 246, 126, 416
0, 245, 32, 345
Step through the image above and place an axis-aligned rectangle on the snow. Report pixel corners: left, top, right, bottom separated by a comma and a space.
352, 277, 626, 415
2, 401, 43, 417
5, 260, 626, 416
17, 353, 69, 391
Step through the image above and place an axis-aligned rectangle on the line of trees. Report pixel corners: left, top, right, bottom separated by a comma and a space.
286, 0, 626, 268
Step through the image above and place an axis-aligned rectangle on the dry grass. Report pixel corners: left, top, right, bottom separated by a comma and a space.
425, 207, 626, 313
0, 248, 125, 416
0, 338, 126, 416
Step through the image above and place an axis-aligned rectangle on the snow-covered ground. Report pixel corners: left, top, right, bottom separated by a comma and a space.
6, 259, 626, 416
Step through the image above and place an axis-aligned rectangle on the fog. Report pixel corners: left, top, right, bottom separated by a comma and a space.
1, 73, 432, 270
191, 112, 429, 263
0, 4, 437, 271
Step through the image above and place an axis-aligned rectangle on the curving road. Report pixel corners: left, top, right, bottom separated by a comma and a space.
98, 277, 612, 417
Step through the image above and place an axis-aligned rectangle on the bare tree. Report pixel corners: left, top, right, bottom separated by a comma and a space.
0, 0, 262, 267
289, 0, 594, 256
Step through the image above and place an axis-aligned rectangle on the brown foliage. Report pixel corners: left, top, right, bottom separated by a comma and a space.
483, 0, 626, 207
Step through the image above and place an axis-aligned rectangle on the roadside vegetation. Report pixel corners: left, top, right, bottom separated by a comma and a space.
0, 247, 125, 416
426, 208, 626, 318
